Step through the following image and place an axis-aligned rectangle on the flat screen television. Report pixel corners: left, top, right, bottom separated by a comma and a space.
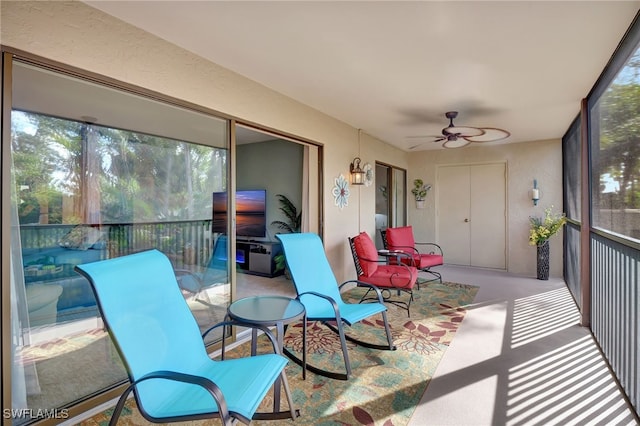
212, 190, 267, 238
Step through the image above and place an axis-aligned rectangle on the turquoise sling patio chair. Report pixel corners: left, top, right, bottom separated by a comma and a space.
276, 233, 395, 381
75, 249, 298, 426
174, 235, 229, 305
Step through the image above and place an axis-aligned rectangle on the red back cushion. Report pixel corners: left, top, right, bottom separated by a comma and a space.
353, 232, 378, 276
385, 226, 416, 250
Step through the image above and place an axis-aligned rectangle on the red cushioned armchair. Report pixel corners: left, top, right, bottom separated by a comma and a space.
348, 232, 417, 316
381, 226, 444, 287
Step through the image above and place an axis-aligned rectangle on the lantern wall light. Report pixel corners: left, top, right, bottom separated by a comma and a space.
350, 157, 365, 185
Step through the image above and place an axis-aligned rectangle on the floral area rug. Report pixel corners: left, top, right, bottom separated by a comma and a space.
82, 281, 478, 426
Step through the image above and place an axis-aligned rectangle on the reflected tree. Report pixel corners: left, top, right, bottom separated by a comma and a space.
598, 50, 640, 210
12, 110, 227, 226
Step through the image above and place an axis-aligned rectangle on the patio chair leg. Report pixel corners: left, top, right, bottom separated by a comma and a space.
336, 320, 352, 378
325, 321, 397, 351
252, 369, 301, 420
282, 319, 350, 381
358, 287, 376, 304
108, 386, 134, 426
358, 285, 413, 317
418, 270, 442, 286
381, 311, 394, 349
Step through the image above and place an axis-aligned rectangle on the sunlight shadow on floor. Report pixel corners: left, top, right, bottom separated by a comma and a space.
511, 287, 581, 348
507, 335, 635, 425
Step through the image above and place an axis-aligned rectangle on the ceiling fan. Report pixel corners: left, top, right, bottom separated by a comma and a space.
409, 111, 510, 149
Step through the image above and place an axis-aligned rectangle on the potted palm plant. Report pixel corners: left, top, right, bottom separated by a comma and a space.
271, 194, 301, 276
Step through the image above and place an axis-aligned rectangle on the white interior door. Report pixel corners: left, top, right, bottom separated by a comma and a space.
437, 163, 506, 269
438, 165, 471, 265
470, 164, 506, 269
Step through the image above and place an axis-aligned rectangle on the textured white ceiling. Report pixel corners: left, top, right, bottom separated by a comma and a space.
84, 1, 639, 150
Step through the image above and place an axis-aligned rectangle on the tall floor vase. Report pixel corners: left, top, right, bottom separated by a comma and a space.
536, 240, 550, 280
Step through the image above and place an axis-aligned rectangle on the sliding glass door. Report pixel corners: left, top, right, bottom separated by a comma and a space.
6, 58, 229, 423
375, 163, 407, 248
233, 124, 320, 296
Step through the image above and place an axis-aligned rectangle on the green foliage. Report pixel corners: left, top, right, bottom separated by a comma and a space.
411, 179, 431, 201
271, 194, 301, 233
529, 207, 567, 246
12, 113, 80, 224
12, 110, 227, 225
598, 50, 640, 210
273, 252, 287, 274
271, 194, 301, 274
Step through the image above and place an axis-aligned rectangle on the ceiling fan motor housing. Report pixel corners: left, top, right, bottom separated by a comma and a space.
408, 111, 510, 149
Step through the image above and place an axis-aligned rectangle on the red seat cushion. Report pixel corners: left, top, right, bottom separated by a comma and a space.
358, 265, 417, 289
353, 232, 379, 276
416, 253, 444, 268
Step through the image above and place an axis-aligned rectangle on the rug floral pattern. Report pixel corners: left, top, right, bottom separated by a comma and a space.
81, 281, 478, 426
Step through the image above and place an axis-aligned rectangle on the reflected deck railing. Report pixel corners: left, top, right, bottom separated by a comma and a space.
20, 219, 214, 270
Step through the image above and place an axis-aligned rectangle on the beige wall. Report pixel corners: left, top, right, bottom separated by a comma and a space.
0, 1, 404, 282
407, 139, 564, 278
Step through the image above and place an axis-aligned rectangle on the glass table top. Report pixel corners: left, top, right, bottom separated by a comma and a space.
227, 295, 305, 324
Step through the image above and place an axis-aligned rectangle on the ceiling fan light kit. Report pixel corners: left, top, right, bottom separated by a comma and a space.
409, 111, 511, 149
443, 138, 472, 149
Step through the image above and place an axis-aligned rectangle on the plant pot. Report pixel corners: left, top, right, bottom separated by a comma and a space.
536, 240, 550, 280
416, 200, 425, 209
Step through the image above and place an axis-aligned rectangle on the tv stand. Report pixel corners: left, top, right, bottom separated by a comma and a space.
236, 240, 283, 277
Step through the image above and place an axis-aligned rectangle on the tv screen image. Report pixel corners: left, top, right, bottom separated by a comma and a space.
212, 190, 267, 238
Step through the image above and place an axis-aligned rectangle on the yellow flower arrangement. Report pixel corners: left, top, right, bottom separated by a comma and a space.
529, 207, 567, 246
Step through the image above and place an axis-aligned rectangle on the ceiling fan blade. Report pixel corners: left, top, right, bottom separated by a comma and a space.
464, 128, 511, 143
409, 137, 444, 150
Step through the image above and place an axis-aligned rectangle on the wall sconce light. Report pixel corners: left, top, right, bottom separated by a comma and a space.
350, 157, 365, 185
532, 179, 540, 206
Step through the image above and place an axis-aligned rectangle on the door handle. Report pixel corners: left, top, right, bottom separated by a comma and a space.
464, 218, 470, 223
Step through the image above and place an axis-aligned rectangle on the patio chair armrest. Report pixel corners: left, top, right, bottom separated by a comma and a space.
173, 268, 205, 293
358, 255, 392, 264
202, 320, 281, 355
132, 370, 230, 420
298, 290, 343, 320
298, 290, 337, 304
414, 242, 444, 255
387, 245, 420, 255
